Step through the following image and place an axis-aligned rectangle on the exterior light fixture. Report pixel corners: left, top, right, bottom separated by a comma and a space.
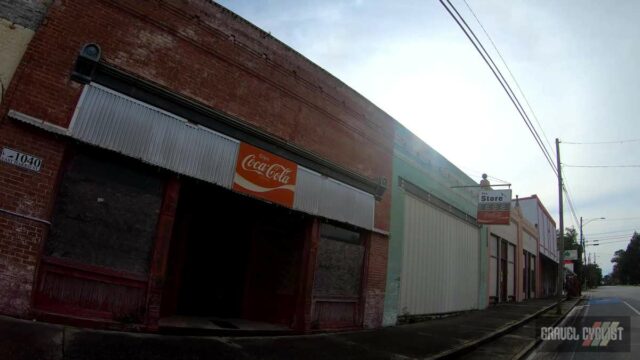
71, 43, 102, 84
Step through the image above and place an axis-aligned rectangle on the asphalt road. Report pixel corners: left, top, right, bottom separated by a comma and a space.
529, 286, 640, 359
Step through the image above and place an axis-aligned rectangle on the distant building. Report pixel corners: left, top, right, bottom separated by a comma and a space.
518, 196, 559, 297
487, 200, 539, 303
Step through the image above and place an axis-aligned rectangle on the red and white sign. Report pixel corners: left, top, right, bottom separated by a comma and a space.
233, 143, 298, 208
477, 190, 512, 225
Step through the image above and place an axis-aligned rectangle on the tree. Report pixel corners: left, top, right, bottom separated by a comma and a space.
626, 233, 640, 284
609, 232, 640, 285
611, 249, 627, 284
584, 263, 602, 287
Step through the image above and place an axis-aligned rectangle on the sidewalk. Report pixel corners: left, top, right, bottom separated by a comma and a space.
0, 298, 573, 360
460, 297, 582, 359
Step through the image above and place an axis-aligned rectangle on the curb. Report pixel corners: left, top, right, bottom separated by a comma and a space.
512, 297, 585, 359
425, 301, 565, 360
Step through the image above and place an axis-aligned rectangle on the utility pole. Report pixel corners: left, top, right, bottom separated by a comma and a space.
556, 138, 564, 315
580, 217, 586, 289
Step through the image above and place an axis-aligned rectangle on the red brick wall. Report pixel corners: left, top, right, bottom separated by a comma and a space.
5, 0, 393, 230
0, 121, 66, 316
0, 0, 393, 323
363, 232, 389, 328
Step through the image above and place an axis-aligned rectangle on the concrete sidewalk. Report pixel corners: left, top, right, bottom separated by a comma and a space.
460, 297, 582, 359
0, 298, 569, 360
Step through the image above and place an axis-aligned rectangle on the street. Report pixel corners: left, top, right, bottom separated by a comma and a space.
529, 286, 640, 359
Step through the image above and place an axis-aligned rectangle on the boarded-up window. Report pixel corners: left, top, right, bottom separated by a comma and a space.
313, 223, 364, 298
45, 152, 163, 275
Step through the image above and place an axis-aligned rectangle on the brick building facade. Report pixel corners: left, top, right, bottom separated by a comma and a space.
0, 0, 393, 332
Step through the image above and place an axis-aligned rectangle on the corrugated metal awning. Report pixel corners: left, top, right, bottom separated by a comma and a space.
54, 83, 375, 229
295, 167, 374, 230
70, 84, 240, 188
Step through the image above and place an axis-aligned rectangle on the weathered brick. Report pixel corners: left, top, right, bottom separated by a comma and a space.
0, 0, 394, 326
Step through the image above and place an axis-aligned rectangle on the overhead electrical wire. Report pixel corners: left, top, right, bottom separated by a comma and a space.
586, 234, 636, 241
462, 0, 555, 155
442, 0, 589, 231
458, 165, 511, 185
587, 228, 640, 236
562, 183, 580, 229
585, 238, 637, 246
602, 217, 640, 221
439, 0, 558, 177
445, 0, 640, 239
563, 139, 640, 145
563, 164, 640, 168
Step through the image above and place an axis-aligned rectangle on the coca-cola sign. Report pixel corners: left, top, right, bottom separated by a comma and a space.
233, 143, 298, 207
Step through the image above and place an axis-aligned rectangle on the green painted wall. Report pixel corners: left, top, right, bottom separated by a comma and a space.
382, 125, 489, 326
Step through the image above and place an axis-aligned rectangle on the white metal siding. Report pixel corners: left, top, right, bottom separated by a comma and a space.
399, 193, 480, 315
70, 84, 239, 188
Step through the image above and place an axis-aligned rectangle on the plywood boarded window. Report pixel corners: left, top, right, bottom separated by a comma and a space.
45, 152, 163, 275
312, 223, 364, 298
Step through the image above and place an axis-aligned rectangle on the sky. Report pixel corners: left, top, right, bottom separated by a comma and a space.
216, 0, 640, 275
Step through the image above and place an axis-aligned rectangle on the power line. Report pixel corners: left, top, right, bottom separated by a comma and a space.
458, 166, 510, 185
563, 186, 579, 229
561, 168, 580, 229
487, 174, 510, 184
563, 139, 640, 145
563, 164, 640, 168
441, 0, 587, 235
586, 234, 635, 241
586, 238, 635, 245
587, 228, 640, 236
462, 0, 555, 156
439, 0, 558, 177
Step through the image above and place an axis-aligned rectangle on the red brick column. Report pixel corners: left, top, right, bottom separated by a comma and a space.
293, 218, 319, 331
145, 176, 180, 331
362, 231, 388, 328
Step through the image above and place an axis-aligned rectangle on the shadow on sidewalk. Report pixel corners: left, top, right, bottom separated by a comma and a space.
0, 298, 563, 360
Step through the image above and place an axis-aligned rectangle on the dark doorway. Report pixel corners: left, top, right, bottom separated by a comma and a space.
161, 180, 307, 327
500, 240, 508, 302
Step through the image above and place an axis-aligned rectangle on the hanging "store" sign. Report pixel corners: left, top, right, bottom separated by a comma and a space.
233, 143, 298, 208
477, 189, 512, 225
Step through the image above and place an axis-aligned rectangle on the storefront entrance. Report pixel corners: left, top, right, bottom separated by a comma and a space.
160, 180, 308, 332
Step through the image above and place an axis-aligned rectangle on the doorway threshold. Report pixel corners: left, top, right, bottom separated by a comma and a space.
158, 316, 295, 337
